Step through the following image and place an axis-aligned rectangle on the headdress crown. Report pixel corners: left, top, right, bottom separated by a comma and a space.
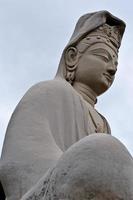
65, 11, 126, 51
88, 23, 122, 49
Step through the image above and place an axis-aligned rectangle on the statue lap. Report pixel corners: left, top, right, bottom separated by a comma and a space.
21, 134, 133, 200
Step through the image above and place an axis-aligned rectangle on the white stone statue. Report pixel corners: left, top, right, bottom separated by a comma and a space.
1, 10, 132, 200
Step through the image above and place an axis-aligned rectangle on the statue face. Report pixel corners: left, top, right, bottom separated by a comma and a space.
75, 42, 118, 96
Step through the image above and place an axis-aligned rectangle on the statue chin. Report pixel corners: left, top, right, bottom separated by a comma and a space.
21, 134, 133, 200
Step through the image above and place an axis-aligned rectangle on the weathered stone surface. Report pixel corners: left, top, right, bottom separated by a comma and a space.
0, 10, 127, 199
21, 134, 133, 200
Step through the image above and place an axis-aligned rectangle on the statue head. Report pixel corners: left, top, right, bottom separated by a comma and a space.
56, 11, 125, 96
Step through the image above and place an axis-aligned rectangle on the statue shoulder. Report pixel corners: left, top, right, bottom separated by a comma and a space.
13, 79, 75, 114
22, 79, 72, 100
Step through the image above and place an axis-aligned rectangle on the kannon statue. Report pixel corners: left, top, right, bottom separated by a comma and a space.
1, 10, 133, 200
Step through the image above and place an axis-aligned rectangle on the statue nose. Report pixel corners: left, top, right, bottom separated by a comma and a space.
107, 64, 117, 76
107, 68, 116, 76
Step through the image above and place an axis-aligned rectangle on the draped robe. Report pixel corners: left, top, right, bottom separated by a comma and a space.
0, 10, 126, 199
0, 78, 110, 199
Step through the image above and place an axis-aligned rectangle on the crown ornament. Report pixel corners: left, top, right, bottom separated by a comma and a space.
76, 23, 123, 55
88, 24, 121, 49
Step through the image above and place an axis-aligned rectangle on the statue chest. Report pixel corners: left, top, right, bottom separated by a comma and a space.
86, 103, 106, 134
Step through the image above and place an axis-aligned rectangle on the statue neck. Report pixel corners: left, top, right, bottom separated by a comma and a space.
73, 82, 97, 107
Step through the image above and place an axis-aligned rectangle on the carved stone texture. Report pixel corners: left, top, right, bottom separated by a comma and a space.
21, 134, 133, 200
0, 10, 127, 199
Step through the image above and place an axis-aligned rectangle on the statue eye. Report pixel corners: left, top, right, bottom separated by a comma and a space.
93, 53, 110, 63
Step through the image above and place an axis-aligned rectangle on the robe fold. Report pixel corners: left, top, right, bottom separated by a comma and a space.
0, 79, 110, 199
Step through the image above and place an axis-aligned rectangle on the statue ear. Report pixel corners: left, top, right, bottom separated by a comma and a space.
65, 47, 79, 67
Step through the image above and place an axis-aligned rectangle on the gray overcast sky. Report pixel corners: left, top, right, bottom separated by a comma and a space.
0, 0, 133, 155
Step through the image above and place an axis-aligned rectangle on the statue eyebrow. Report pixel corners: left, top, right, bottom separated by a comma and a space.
89, 48, 112, 58
89, 48, 118, 66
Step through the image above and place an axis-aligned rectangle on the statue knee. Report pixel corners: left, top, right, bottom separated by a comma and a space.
49, 134, 133, 199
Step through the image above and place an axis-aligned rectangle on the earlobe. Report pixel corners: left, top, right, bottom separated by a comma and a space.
65, 47, 79, 85
65, 47, 79, 67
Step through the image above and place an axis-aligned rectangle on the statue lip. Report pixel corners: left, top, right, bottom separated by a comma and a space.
103, 73, 112, 81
